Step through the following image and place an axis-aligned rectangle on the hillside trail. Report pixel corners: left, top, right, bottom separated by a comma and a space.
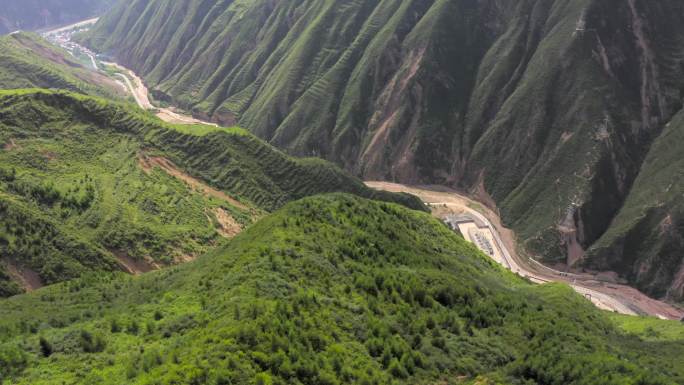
366, 181, 684, 320
138, 152, 249, 211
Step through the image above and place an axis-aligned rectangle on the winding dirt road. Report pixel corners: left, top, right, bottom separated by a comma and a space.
103, 62, 218, 126
366, 181, 684, 320
45, 19, 217, 127
42, 17, 99, 35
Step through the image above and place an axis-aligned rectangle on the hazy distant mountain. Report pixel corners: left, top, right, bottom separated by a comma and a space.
0, 0, 116, 34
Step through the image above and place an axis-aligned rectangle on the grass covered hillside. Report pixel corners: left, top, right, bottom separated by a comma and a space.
0, 89, 422, 297
586, 108, 684, 300
0, 194, 683, 384
0, 32, 122, 97
81, 0, 684, 302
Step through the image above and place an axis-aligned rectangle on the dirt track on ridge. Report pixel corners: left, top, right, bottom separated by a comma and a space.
138, 152, 248, 211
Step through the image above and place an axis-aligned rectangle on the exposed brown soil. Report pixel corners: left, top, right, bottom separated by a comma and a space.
211, 207, 242, 238
3, 258, 43, 291
40, 150, 58, 161
12, 34, 126, 97
157, 108, 213, 125
668, 261, 684, 300
472, 171, 499, 213
558, 209, 586, 267
363, 110, 397, 169
14, 33, 73, 66
112, 251, 157, 275
174, 254, 196, 264
3, 138, 18, 151
138, 152, 248, 210
627, 0, 665, 130
361, 46, 426, 180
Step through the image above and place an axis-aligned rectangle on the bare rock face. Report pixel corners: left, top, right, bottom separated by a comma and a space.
83, 0, 684, 302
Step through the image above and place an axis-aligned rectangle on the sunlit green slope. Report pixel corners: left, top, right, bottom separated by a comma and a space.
0, 194, 682, 384
0, 89, 421, 296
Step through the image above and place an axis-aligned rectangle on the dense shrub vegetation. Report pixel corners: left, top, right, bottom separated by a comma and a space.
0, 89, 421, 295
0, 194, 682, 384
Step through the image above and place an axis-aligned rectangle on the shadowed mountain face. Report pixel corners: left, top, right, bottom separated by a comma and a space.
81, 0, 684, 302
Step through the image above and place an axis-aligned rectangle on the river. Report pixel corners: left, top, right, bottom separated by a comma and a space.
43, 19, 217, 127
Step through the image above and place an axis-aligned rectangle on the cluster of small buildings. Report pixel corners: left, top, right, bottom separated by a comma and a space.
444, 214, 495, 257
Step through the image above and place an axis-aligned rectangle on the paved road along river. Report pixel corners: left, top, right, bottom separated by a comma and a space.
365, 181, 684, 320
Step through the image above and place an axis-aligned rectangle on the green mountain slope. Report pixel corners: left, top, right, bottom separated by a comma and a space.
81, 0, 684, 301
0, 89, 422, 297
0, 194, 683, 384
0, 0, 115, 35
0, 32, 122, 96
587, 109, 684, 299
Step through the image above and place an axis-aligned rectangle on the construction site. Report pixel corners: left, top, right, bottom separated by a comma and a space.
444, 214, 505, 267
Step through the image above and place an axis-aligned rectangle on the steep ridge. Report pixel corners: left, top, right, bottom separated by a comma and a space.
0, 89, 422, 296
0, 194, 683, 384
0, 0, 115, 35
588, 108, 684, 300
81, 0, 684, 301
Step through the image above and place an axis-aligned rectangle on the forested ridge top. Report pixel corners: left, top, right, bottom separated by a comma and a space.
1, 194, 683, 384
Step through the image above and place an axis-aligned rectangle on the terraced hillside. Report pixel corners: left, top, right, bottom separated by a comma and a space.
0, 32, 122, 96
0, 89, 422, 297
82, 0, 684, 301
0, 194, 683, 384
0, 0, 115, 34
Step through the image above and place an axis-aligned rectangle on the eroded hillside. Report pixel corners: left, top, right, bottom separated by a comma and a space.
81, 0, 684, 301
0, 89, 421, 296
